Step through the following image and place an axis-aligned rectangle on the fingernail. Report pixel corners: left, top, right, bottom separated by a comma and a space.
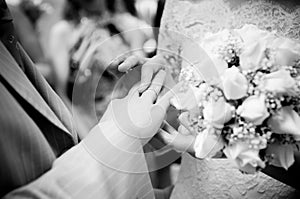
118, 65, 126, 72
118, 63, 125, 69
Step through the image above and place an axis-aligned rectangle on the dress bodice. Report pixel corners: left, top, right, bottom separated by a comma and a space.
157, 0, 300, 198
172, 154, 299, 199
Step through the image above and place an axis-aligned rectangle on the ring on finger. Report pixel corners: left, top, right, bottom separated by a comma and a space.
146, 88, 159, 98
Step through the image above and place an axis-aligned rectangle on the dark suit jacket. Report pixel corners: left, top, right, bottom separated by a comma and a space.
0, 40, 78, 197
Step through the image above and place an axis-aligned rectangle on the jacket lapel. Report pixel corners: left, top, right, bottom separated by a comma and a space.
0, 41, 77, 142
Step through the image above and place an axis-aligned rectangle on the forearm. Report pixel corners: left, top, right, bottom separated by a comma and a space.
4, 121, 154, 199
262, 151, 300, 189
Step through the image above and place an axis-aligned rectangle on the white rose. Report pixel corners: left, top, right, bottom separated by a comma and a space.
239, 41, 267, 71
237, 25, 276, 71
224, 142, 266, 174
194, 127, 225, 159
203, 97, 233, 129
236, 24, 276, 47
221, 67, 248, 100
170, 85, 203, 111
272, 38, 300, 66
260, 69, 296, 95
237, 94, 270, 125
268, 107, 300, 141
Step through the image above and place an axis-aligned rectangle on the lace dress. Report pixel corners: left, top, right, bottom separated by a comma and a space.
157, 0, 300, 198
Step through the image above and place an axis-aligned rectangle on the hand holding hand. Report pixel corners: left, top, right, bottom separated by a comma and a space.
111, 54, 175, 92
102, 71, 181, 144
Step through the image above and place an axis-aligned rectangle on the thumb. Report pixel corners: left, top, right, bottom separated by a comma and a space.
158, 129, 174, 145
150, 105, 166, 128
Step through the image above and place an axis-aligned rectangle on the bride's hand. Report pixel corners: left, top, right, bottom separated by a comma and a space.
111, 54, 175, 92
159, 121, 196, 154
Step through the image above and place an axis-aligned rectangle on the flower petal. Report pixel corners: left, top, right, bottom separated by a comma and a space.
240, 41, 266, 71
224, 142, 265, 172
194, 128, 224, 159
266, 143, 295, 170
170, 85, 201, 111
260, 69, 296, 95
237, 95, 270, 125
222, 67, 248, 100
223, 142, 249, 159
268, 107, 300, 141
275, 48, 300, 66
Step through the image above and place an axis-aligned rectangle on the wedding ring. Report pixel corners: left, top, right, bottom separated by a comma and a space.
146, 88, 159, 99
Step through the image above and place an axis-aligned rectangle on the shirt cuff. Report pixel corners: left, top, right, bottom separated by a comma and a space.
81, 120, 149, 173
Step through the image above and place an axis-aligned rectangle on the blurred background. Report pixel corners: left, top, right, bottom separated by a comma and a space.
6, 0, 180, 191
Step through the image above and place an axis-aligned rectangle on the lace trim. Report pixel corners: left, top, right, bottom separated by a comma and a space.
231, 0, 300, 41
171, 154, 298, 199
158, 0, 300, 77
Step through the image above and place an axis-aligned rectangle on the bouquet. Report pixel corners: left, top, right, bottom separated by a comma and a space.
172, 25, 300, 173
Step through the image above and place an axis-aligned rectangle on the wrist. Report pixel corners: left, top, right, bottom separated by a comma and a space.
82, 121, 142, 160
107, 118, 152, 146
81, 120, 149, 173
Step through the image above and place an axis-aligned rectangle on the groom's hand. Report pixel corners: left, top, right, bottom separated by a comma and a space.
102, 76, 182, 144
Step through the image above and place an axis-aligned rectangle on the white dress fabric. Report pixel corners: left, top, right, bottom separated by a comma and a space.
157, 0, 300, 198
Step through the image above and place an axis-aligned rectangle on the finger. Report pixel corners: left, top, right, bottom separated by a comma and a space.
178, 125, 192, 136
156, 82, 183, 112
147, 105, 167, 138
139, 55, 166, 92
159, 128, 195, 153
162, 121, 178, 136
158, 129, 174, 145
142, 70, 166, 102
118, 55, 146, 72
178, 112, 193, 132
110, 55, 127, 69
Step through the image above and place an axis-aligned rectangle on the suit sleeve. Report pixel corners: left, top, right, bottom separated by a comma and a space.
4, 121, 155, 199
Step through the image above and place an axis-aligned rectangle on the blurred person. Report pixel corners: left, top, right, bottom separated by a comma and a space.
49, 0, 152, 122
135, 0, 158, 27
7, 0, 54, 83
153, 0, 165, 41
